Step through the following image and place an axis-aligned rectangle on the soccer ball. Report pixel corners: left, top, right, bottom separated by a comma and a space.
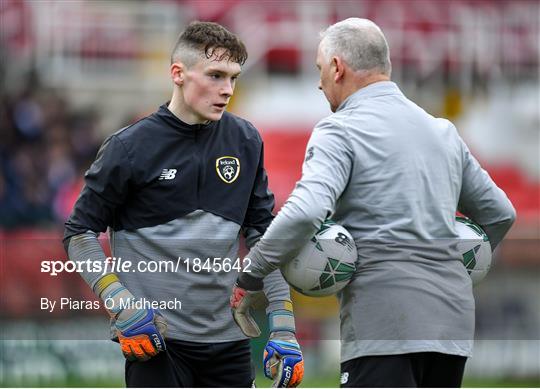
456, 216, 492, 285
281, 220, 357, 297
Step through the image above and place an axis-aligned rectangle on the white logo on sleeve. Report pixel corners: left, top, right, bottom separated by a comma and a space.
340, 372, 349, 384
159, 169, 177, 180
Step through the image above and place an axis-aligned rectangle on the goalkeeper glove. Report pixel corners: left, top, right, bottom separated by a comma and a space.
115, 307, 167, 361
264, 309, 304, 388
93, 273, 167, 361
94, 274, 166, 361
230, 273, 268, 337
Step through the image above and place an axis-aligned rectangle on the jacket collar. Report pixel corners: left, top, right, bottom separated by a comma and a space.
337, 81, 402, 112
156, 103, 216, 135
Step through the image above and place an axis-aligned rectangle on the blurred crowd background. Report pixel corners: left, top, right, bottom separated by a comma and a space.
1, 0, 539, 387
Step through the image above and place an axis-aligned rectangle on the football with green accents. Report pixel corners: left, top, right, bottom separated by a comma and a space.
281, 220, 358, 297
456, 216, 492, 285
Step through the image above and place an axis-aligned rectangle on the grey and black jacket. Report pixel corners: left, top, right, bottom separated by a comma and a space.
64, 104, 291, 342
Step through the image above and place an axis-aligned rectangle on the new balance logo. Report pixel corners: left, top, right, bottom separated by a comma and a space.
159, 169, 177, 180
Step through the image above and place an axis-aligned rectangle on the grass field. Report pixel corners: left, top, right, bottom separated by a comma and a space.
255, 375, 540, 388
3, 373, 539, 388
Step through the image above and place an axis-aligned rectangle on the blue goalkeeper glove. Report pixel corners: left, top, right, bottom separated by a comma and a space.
264, 336, 304, 387
115, 308, 167, 361
95, 276, 166, 362
264, 309, 304, 387
231, 274, 304, 386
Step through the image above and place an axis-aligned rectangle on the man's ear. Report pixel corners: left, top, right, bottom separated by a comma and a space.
332, 56, 345, 83
170, 62, 185, 86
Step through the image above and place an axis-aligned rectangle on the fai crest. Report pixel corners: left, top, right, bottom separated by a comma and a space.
216, 156, 240, 183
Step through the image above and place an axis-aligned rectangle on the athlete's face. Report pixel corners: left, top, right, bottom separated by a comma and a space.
316, 42, 340, 112
173, 51, 241, 123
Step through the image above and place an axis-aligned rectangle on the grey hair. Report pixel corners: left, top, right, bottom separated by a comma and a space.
320, 18, 391, 76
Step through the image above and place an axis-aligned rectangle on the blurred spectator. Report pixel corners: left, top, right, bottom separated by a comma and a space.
0, 73, 101, 229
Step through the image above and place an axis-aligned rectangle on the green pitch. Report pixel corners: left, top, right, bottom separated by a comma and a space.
3, 374, 538, 388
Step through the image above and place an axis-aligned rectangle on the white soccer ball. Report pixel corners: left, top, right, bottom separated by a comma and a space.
281, 220, 357, 297
456, 216, 492, 285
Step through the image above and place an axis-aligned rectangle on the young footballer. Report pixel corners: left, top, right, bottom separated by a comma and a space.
231, 18, 515, 387
64, 21, 303, 388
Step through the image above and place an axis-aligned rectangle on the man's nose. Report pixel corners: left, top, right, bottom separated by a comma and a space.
221, 81, 234, 96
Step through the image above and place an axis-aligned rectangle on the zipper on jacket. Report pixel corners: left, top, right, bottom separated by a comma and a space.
194, 125, 204, 206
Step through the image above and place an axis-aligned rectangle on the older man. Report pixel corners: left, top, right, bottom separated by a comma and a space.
231, 18, 515, 387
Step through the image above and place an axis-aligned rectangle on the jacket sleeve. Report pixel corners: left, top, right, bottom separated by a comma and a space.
248, 119, 353, 278
64, 135, 133, 245
241, 137, 275, 249
63, 135, 132, 288
457, 137, 516, 250
240, 133, 293, 307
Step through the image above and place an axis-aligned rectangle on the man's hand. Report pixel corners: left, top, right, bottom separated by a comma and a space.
93, 276, 166, 361
230, 273, 268, 337
264, 332, 304, 387
264, 307, 304, 387
115, 308, 167, 361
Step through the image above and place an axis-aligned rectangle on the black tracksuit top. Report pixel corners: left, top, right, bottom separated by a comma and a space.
65, 104, 274, 239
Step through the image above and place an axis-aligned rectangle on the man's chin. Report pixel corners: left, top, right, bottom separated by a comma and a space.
204, 112, 225, 122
